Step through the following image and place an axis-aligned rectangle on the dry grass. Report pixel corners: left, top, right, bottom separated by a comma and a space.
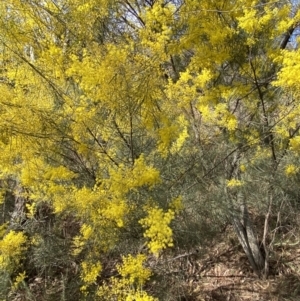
9, 220, 300, 301
147, 226, 300, 301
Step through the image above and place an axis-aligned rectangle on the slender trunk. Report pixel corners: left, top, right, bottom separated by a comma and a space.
227, 151, 267, 278
261, 188, 273, 279
231, 202, 265, 277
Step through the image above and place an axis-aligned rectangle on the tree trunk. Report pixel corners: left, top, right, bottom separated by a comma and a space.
231, 203, 265, 278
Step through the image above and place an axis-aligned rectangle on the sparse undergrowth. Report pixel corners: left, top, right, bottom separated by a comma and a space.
9, 219, 300, 301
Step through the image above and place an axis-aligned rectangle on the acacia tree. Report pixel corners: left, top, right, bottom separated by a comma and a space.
0, 0, 300, 299
165, 0, 300, 278
0, 1, 186, 299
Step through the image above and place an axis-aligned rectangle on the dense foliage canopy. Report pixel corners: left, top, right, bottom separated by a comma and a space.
0, 0, 300, 300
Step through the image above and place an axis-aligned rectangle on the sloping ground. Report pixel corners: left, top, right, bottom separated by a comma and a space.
9, 226, 300, 301
150, 235, 300, 301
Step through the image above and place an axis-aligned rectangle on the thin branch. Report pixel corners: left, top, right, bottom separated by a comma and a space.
113, 119, 132, 152
280, 26, 297, 49
129, 114, 135, 165
249, 58, 277, 164
184, 144, 249, 192
86, 127, 119, 167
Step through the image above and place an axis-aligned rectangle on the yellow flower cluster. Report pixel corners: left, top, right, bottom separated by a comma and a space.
157, 122, 178, 156
30, 234, 42, 246
132, 155, 161, 188
226, 115, 238, 131
226, 179, 243, 188
108, 155, 161, 196
169, 196, 184, 214
80, 260, 102, 287
167, 68, 212, 108
275, 50, 300, 91
25, 202, 36, 219
20, 159, 75, 188
12, 271, 26, 291
240, 164, 246, 172
196, 103, 238, 134
80, 223, 93, 240
117, 254, 152, 286
285, 164, 298, 176
97, 276, 157, 301
290, 136, 300, 153
170, 119, 189, 154
125, 291, 158, 301
100, 199, 127, 228
97, 254, 155, 300
0, 230, 27, 272
140, 207, 175, 255
236, 3, 290, 46
140, 0, 175, 59
72, 223, 93, 256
